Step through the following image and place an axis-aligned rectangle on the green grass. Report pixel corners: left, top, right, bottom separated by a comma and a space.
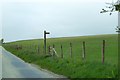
3, 34, 118, 79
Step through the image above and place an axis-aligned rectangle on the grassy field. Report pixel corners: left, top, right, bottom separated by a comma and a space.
3, 34, 118, 79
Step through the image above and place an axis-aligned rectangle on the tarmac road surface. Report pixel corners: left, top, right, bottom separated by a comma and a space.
1, 47, 66, 79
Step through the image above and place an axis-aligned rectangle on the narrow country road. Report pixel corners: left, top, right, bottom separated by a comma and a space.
1, 47, 65, 78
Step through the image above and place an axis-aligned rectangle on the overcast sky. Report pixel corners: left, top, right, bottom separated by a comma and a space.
1, 0, 118, 42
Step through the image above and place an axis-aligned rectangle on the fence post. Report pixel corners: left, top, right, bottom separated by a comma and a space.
102, 40, 105, 64
53, 44, 55, 56
35, 45, 36, 53
61, 45, 63, 58
70, 42, 72, 58
48, 45, 50, 55
82, 41, 86, 59
38, 45, 40, 54
42, 46, 45, 54
53, 44, 55, 48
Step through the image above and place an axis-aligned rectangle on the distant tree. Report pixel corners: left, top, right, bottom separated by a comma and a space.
1, 39, 4, 44
100, 0, 120, 32
100, 0, 120, 15
116, 26, 120, 32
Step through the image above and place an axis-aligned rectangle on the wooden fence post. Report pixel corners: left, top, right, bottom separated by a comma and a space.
61, 45, 63, 58
70, 42, 72, 58
53, 44, 55, 56
82, 41, 86, 59
34, 44, 37, 53
53, 44, 55, 48
102, 40, 105, 64
41, 46, 45, 54
48, 45, 50, 55
38, 45, 40, 54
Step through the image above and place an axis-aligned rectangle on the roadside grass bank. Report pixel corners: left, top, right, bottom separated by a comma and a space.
3, 34, 118, 79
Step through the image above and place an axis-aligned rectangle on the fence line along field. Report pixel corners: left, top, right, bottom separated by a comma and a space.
3, 34, 118, 78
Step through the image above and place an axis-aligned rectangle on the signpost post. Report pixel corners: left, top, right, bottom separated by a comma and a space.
44, 30, 50, 54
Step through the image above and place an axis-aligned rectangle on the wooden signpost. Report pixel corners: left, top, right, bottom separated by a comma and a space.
44, 30, 50, 54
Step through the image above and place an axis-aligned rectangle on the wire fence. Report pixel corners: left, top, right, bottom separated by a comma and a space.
3, 40, 114, 64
